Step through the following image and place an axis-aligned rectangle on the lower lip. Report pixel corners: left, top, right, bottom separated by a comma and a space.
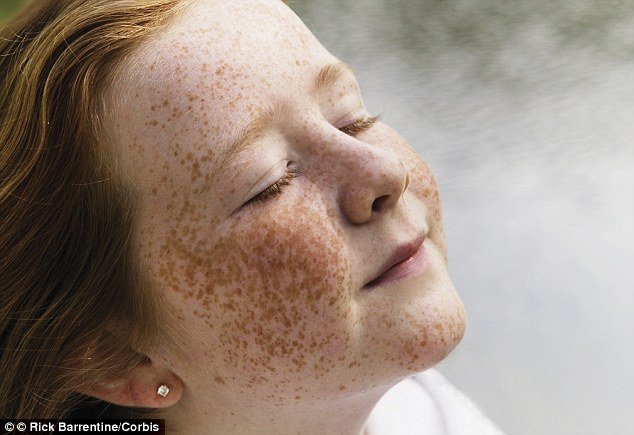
363, 242, 428, 290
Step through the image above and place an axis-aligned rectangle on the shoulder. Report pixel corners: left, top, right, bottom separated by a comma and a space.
365, 369, 506, 435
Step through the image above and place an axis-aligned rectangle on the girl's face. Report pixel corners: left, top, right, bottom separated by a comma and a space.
108, 0, 464, 415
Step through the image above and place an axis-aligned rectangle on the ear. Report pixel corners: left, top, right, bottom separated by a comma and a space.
77, 356, 183, 409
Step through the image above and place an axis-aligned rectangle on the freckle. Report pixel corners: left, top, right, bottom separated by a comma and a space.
214, 375, 225, 384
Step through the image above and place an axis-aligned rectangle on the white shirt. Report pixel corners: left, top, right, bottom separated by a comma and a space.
365, 369, 506, 435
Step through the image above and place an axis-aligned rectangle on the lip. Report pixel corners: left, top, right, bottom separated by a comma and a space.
363, 233, 428, 289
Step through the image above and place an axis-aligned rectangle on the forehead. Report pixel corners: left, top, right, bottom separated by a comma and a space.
128, 0, 331, 127
107, 0, 336, 180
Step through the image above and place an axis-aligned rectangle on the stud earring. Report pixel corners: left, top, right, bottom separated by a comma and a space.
157, 384, 170, 398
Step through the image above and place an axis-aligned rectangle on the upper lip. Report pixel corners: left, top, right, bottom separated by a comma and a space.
364, 232, 426, 287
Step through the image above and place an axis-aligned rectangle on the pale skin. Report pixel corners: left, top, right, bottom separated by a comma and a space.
86, 0, 466, 434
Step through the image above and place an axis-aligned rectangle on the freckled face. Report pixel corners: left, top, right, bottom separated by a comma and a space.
108, 0, 465, 406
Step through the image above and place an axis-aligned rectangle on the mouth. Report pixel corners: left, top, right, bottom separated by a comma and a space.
363, 233, 428, 290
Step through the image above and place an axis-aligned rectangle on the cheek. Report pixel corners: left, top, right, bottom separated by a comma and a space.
408, 153, 448, 259
372, 125, 442, 221
150, 189, 358, 393
384, 128, 447, 259
409, 156, 441, 221
222, 201, 356, 368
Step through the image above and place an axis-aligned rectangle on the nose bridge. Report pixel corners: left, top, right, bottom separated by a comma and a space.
312, 129, 409, 224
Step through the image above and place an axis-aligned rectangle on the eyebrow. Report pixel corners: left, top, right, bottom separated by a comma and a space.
219, 62, 355, 171
313, 61, 355, 95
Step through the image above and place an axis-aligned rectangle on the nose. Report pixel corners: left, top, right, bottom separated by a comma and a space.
330, 135, 410, 224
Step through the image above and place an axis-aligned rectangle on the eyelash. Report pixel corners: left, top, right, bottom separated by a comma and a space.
247, 115, 379, 205
247, 165, 301, 205
339, 114, 380, 135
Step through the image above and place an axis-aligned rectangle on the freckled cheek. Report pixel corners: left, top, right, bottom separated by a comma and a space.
375, 126, 442, 220
226, 208, 356, 360
236, 211, 351, 313
408, 157, 448, 261
409, 156, 442, 218
389, 133, 447, 257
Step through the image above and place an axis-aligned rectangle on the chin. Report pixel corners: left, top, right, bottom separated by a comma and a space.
400, 277, 467, 375
422, 314, 466, 374
435, 296, 467, 362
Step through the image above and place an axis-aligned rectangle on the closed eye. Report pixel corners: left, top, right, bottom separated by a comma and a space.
246, 164, 301, 205
244, 115, 378, 207
339, 115, 380, 136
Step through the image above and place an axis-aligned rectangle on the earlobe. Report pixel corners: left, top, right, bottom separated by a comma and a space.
77, 360, 183, 409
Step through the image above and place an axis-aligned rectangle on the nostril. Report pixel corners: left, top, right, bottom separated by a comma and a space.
372, 195, 390, 212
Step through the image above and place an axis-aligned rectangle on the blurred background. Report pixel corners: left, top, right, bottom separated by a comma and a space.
3, 1, 633, 434
0, 0, 25, 21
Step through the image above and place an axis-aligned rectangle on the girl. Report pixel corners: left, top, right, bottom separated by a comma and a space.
0, 1, 504, 433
